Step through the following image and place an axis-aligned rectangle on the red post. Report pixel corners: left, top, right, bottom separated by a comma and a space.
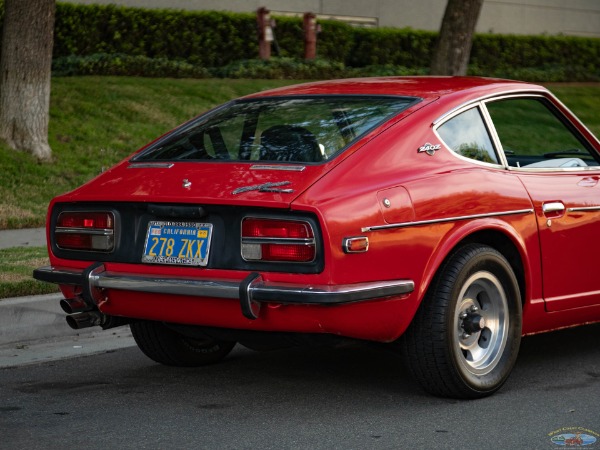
303, 12, 318, 60
257, 7, 273, 60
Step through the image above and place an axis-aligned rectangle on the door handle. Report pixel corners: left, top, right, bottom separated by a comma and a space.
542, 202, 565, 216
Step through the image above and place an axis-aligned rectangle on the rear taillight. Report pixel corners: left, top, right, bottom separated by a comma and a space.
241, 218, 316, 262
55, 211, 115, 252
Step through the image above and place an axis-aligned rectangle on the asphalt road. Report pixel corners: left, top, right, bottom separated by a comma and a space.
1, 323, 599, 450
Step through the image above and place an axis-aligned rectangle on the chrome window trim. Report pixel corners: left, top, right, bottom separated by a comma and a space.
432, 101, 505, 169
432, 88, 546, 126
433, 90, 600, 173
361, 208, 534, 233
505, 165, 600, 173
479, 101, 509, 168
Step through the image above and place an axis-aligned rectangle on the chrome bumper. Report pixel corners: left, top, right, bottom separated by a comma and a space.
34, 264, 414, 320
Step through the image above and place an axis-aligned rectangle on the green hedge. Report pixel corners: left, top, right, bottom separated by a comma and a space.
54, 4, 258, 66
52, 54, 426, 79
52, 53, 212, 78
471, 34, 600, 75
3, 2, 600, 80
56, 54, 592, 82
348, 28, 437, 67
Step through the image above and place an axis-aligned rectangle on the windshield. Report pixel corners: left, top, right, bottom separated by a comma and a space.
134, 96, 420, 163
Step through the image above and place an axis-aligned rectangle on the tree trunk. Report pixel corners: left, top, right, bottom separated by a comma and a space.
430, 0, 483, 76
0, 0, 56, 161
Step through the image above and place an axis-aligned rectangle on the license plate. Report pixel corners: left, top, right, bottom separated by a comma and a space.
142, 221, 213, 266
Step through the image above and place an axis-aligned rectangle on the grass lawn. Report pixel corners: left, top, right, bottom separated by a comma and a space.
0, 247, 58, 298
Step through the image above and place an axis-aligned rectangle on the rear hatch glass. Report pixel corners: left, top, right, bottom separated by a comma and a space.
133, 96, 420, 164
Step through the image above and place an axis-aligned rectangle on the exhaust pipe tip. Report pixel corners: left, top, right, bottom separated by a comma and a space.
60, 297, 91, 315
65, 311, 103, 330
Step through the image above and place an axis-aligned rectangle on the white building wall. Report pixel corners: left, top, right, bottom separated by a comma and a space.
66, 0, 600, 37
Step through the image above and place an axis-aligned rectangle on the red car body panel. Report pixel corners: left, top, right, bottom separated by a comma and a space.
38, 77, 600, 343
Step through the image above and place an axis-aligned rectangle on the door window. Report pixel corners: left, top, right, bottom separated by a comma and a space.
485, 98, 599, 168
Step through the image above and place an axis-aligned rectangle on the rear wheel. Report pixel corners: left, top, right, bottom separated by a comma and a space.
401, 244, 522, 398
130, 320, 236, 367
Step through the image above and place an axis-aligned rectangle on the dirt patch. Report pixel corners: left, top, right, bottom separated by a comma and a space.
0, 272, 28, 283
0, 204, 36, 229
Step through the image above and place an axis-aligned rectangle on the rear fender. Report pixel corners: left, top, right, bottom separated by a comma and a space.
416, 218, 539, 310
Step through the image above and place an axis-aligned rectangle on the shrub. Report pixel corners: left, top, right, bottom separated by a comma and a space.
4, 2, 600, 81
52, 53, 212, 78
53, 4, 258, 66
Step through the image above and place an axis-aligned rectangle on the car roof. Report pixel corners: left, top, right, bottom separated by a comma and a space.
243, 76, 538, 101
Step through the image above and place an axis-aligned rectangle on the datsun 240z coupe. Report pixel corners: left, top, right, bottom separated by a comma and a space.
34, 77, 600, 398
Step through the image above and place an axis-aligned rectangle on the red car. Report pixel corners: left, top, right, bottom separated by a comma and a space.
34, 77, 600, 398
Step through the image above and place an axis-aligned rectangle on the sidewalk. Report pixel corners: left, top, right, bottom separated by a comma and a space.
0, 227, 46, 249
0, 228, 135, 366
0, 293, 135, 368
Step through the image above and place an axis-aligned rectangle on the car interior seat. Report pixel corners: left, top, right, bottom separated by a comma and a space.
259, 125, 321, 162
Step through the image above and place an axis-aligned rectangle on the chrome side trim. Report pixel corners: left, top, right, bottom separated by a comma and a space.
361, 209, 534, 232
250, 165, 306, 171
568, 206, 600, 213
128, 162, 174, 169
33, 265, 414, 305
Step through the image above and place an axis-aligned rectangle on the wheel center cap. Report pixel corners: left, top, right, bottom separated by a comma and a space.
463, 314, 485, 334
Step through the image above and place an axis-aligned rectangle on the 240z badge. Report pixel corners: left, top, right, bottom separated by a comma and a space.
418, 143, 441, 156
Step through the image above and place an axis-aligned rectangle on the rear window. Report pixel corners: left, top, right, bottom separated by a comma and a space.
134, 96, 420, 163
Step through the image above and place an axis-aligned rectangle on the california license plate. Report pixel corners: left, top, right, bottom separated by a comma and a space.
142, 221, 213, 266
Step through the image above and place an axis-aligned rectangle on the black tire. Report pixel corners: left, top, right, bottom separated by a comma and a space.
130, 321, 236, 367
401, 244, 522, 399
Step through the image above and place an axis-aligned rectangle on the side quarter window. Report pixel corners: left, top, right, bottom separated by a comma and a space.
437, 107, 499, 164
485, 97, 599, 168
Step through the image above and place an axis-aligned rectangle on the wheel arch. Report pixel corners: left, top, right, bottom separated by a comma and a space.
460, 229, 526, 306
417, 221, 530, 310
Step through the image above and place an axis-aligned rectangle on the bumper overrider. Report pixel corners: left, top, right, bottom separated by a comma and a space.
33, 263, 415, 325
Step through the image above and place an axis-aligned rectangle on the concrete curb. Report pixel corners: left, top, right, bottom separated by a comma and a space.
0, 229, 136, 367
0, 293, 90, 345
0, 293, 135, 367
